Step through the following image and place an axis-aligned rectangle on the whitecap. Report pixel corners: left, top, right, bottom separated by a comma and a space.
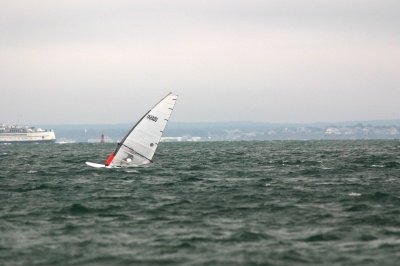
371, 165, 384, 168
27, 170, 38, 174
124, 169, 139, 173
348, 192, 361, 197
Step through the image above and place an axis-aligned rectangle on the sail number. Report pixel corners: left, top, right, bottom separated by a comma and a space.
147, 114, 158, 122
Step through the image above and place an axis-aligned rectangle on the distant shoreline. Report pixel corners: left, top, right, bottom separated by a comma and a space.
19, 120, 398, 143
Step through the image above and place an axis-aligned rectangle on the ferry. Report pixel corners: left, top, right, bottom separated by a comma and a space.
0, 124, 56, 143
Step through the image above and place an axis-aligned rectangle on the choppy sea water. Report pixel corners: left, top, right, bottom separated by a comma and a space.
1, 140, 400, 265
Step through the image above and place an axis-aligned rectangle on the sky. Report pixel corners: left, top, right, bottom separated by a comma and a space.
1, 0, 399, 124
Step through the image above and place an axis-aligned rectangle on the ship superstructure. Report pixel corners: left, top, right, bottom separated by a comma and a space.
0, 124, 56, 143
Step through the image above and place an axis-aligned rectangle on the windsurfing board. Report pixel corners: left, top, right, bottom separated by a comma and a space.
86, 162, 107, 168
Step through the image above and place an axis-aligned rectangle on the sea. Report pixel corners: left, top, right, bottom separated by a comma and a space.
1, 140, 400, 265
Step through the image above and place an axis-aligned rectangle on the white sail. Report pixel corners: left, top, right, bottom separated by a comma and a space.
106, 93, 178, 167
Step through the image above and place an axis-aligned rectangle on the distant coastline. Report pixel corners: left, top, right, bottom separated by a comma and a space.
34, 120, 400, 143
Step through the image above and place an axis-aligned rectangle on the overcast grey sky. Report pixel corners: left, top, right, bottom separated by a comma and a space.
1, 0, 399, 124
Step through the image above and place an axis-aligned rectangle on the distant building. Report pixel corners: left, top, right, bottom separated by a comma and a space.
325, 127, 342, 135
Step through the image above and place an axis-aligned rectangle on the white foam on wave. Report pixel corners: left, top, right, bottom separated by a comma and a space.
124, 169, 139, 173
348, 192, 361, 197
371, 165, 384, 168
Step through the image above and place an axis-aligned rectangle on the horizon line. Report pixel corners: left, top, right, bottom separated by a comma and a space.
3, 119, 400, 126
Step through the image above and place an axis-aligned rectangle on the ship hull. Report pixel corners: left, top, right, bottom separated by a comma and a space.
0, 131, 56, 143
0, 139, 56, 144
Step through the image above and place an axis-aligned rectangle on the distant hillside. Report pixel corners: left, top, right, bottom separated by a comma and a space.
40, 120, 400, 143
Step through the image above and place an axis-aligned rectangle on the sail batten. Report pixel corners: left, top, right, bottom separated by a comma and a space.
107, 93, 178, 167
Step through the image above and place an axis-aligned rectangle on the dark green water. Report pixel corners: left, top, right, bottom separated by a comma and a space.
1, 141, 400, 265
